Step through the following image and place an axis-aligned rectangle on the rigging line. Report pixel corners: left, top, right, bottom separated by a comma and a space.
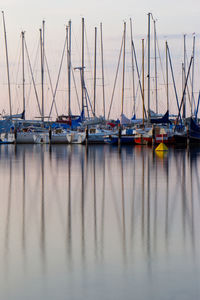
44, 53, 58, 117
44, 54, 54, 96
134, 68, 142, 115
85, 26, 93, 93
25, 62, 33, 113
85, 83, 95, 116
184, 64, 192, 112
156, 35, 167, 99
24, 40, 42, 116
84, 89, 90, 118
184, 47, 194, 114
2, 11, 12, 116
26, 39, 40, 114
132, 37, 148, 118
132, 40, 143, 113
195, 91, 200, 119
191, 35, 196, 114
167, 44, 180, 112
14, 37, 22, 110
185, 43, 193, 88
175, 55, 193, 130
130, 18, 136, 117
48, 37, 67, 119
134, 36, 148, 117
181, 43, 192, 114
107, 35, 123, 119
71, 65, 81, 113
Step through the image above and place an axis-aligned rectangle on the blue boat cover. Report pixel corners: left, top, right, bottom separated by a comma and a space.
150, 111, 171, 124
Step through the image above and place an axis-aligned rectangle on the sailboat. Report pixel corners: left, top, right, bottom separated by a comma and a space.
189, 118, 200, 143
15, 27, 45, 144
66, 130, 86, 144
86, 126, 117, 144
48, 127, 68, 144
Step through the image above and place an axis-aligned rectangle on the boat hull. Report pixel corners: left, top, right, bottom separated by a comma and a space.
50, 134, 68, 144
135, 134, 174, 145
104, 135, 135, 145
66, 132, 86, 144
16, 132, 35, 144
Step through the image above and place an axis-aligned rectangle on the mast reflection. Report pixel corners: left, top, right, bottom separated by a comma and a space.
66, 145, 72, 268
93, 147, 98, 261
4, 155, 12, 277
81, 146, 85, 264
22, 147, 27, 270
1, 144, 200, 285
120, 149, 127, 263
40, 145, 46, 273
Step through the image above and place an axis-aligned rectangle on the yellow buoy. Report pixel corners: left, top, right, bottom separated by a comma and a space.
155, 151, 167, 159
155, 142, 168, 152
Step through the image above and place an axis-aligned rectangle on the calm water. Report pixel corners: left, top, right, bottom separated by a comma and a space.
0, 144, 200, 300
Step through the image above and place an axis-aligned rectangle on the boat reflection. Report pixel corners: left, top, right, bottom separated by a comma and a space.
0, 144, 200, 299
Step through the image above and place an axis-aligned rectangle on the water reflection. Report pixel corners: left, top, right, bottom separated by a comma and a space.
0, 145, 200, 299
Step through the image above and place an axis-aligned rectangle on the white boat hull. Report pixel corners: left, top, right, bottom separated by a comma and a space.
16, 132, 35, 144
66, 132, 86, 144
33, 133, 49, 144
0, 133, 15, 143
50, 133, 68, 144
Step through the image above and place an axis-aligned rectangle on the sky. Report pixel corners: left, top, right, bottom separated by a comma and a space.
1, 0, 200, 119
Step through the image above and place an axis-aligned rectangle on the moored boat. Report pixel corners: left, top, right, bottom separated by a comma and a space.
134, 125, 175, 145
104, 128, 136, 145
49, 128, 69, 144
189, 118, 200, 143
87, 127, 117, 144
66, 131, 86, 144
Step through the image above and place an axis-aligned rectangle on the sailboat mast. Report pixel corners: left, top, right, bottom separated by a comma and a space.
183, 34, 186, 119
154, 20, 158, 114
67, 20, 72, 116
191, 34, 195, 116
166, 41, 169, 112
69, 20, 72, 116
121, 22, 126, 116
81, 17, 85, 113
40, 29, 43, 122
182, 62, 185, 116
22, 31, 25, 119
147, 12, 151, 122
40, 21, 45, 123
93, 27, 97, 116
66, 26, 69, 115
2, 11, 12, 116
130, 18, 136, 117
142, 39, 145, 127
100, 23, 105, 119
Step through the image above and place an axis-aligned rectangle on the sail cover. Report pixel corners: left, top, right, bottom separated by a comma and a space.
150, 111, 171, 124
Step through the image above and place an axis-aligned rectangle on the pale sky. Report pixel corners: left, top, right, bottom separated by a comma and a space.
1, 0, 200, 119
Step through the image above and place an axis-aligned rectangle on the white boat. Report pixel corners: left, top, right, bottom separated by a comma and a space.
87, 127, 117, 144
66, 131, 86, 144
33, 132, 49, 144
15, 131, 35, 144
15, 127, 49, 144
49, 128, 69, 144
0, 132, 15, 144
